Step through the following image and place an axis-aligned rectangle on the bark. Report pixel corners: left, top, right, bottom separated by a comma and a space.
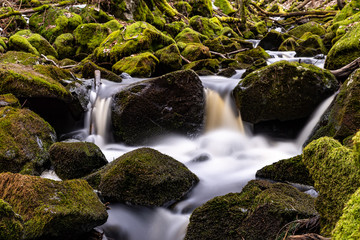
330, 57, 360, 82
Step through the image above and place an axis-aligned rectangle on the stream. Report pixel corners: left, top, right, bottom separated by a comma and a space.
45, 51, 333, 240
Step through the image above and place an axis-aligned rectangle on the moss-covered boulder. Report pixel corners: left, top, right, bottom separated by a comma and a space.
185, 180, 317, 240
279, 37, 299, 51
0, 38, 7, 53
8, 35, 39, 56
165, 21, 187, 38
214, 0, 235, 15
255, 21, 268, 36
258, 30, 284, 50
189, 16, 223, 39
111, 70, 205, 145
189, 0, 213, 17
0, 51, 39, 66
0, 107, 56, 175
0, 172, 108, 239
295, 32, 327, 57
241, 58, 267, 78
325, 22, 360, 70
235, 46, 270, 69
29, 7, 82, 43
53, 33, 76, 60
74, 23, 111, 55
95, 21, 175, 64
181, 43, 211, 62
49, 142, 108, 180
0, 94, 20, 108
233, 60, 338, 124
256, 155, 314, 186
307, 68, 360, 143
218, 67, 236, 78
332, 0, 360, 23
155, 44, 182, 73
0, 199, 24, 240
86, 147, 198, 206
287, 22, 326, 39
77, 6, 114, 24
174, 1, 192, 16
175, 27, 208, 44
182, 59, 220, 74
112, 52, 159, 78
80, 60, 123, 82
204, 35, 252, 54
303, 137, 360, 235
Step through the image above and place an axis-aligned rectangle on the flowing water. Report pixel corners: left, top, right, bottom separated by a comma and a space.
55, 52, 333, 240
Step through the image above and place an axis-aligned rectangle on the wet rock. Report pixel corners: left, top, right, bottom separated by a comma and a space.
241, 58, 267, 79
0, 94, 20, 108
235, 46, 270, 69
86, 147, 199, 206
204, 35, 252, 54
0, 107, 56, 175
0, 172, 108, 239
218, 67, 236, 78
233, 60, 338, 124
111, 70, 205, 145
80, 60, 123, 82
258, 30, 284, 50
182, 59, 220, 74
0, 199, 24, 240
185, 180, 317, 240
49, 142, 108, 180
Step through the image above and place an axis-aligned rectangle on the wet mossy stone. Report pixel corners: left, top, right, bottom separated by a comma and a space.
95, 21, 175, 64
203, 35, 252, 54
164, 21, 187, 38
112, 52, 159, 78
287, 22, 326, 39
182, 59, 220, 74
111, 70, 205, 145
49, 142, 108, 180
303, 137, 360, 235
214, 0, 235, 15
174, 1, 192, 16
74, 23, 111, 55
0, 172, 108, 239
155, 43, 182, 73
181, 43, 211, 62
8, 35, 39, 56
189, 0, 213, 17
91, 147, 199, 206
53, 33, 76, 60
295, 33, 327, 57
258, 30, 285, 50
29, 7, 82, 43
232, 60, 339, 124
325, 22, 360, 70
0, 51, 39, 66
189, 16, 224, 39
241, 58, 267, 78
0, 94, 20, 108
256, 155, 314, 186
0, 199, 24, 240
175, 27, 208, 44
0, 107, 56, 175
307, 68, 360, 143
81, 60, 123, 82
185, 180, 317, 240
278, 37, 299, 51
235, 46, 270, 69
217, 67, 236, 78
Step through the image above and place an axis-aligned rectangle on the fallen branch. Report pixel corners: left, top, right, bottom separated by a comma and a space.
41, 54, 59, 68
288, 233, 331, 240
330, 57, 360, 81
226, 48, 249, 57
180, 55, 191, 64
210, 51, 228, 59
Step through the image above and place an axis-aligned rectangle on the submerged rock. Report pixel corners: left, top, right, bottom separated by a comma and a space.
0, 199, 24, 240
86, 147, 199, 206
49, 142, 108, 180
185, 180, 317, 240
0, 107, 56, 175
0, 172, 108, 239
233, 60, 338, 124
111, 69, 205, 145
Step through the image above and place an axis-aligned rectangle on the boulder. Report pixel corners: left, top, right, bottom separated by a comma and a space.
287, 22, 326, 39
232, 60, 338, 124
235, 46, 270, 69
0, 51, 39, 66
111, 70, 205, 145
0, 172, 108, 239
214, 0, 235, 15
155, 44, 183, 73
181, 43, 211, 62
80, 60, 123, 82
174, 1, 192, 16
175, 27, 208, 44
258, 30, 284, 50
0, 199, 24, 240
204, 35, 252, 54
185, 180, 317, 240
0, 94, 20, 108
165, 21, 187, 38
182, 59, 220, 73
8, 35, 39, 56
189, 0, 213, 17
77, 6, 115, 24
112, 52, 159, 78
295, 32, 327, 57
217, 67, 236, 78
53, 33, 76, 60
189, 16, 223, 39
303, 136, 360, 235
49, 142, 108, 180
0, 107, 56, 175
86, 147, 199, 206
279, 37, 299, 51
241, 58, 267, 78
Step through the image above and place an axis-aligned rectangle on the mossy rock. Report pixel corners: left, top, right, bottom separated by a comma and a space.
295, 32, 327, 57
255, 21, 268, 36
112, 52, 159, 78
0, 38, 6, 50
258, 30, 285, 50
111, 70, 205, 145
175, 27, 208, 44
189, 0, 213, 17
189, 16, 224, 39
53, 33, 76, 60
0, 94, 20, 108
49, 141, 108, 180
307, 68, 360, 143
182, 59, 220, 73
256, 155, 314, 186
0, 8, 26, 34
33, 65, 72, 82
235, 46, 270, 69
0, 199, 24, 240
29, 7, 82, 43
80, 60, 123, 82
8, 35, 39, 56
232, 60, 339, 123
0, 51, 39, 66
103, 19, 123, 32
0, 172, 108, 239
174, 1, 192, 16
303, 137, 360, 235
241, 58, 267, 78
221, 27, 239, 38
214, 0, 235, 15
217, 67, 236, 78
0, 107, 56, 175
185, 179, 317, 240
155, 43, 182, 73
333, 0, 360, 23
74, 23, 111, 55
164, 21, 187, 38
288, 22, 326, 39
279, 37, 299, 51
181, 43, 211, 62
325, 22, 360, 70
204, 35, 252, 54
87, 147, 199, 206
354, 131, 360, 166
95, 21, 175, 64
76, 5, 114, 23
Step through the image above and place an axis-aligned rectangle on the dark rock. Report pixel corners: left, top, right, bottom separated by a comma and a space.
182, 59, 220, 73
218, 67, 236, 78
258, 30, 285, 50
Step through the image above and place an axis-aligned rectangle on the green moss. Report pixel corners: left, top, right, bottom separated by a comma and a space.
235, 46, 270, 68
220, 27, 239, 38
255, 21, 267, 35
77, 6, 114, 23
182, 59, 219, 73
303, 137, 360, 235
0, 199, 24, 240
103, 19, 123, 32
80, 60, 122, 82
295, 33, 327, 57
0, 38, 7, 50
181, 43, 211, 62
155, 44, 182, 73
288, 22, 326, 39
333, 0, 360, 23
0, 51, 39, 65
174, 1, 192, 16
28, 34, 58, 58
112, 52, 159, 77
33, 65, 72, 81
53, 33, 76, 60
279, 37, 299, 51
8, 35, 39, 56
74, 23, 110, 54
189, 0, 213, 17
214, 0, 235, 15
204, 35, 251, 54
354, 131, 360, 166
175, 27, 208, 44
165, 21, 187, 38
190, 16, 224, 39
0, 94, 20, 108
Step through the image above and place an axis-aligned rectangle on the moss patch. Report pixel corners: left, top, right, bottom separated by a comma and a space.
190, 16, 224, 39
53, 33, 76, 60
0, 94, 20, 108
0, 199, 24, 240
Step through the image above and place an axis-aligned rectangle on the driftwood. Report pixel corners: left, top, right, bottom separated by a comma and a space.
180, 55, 191, 64
288, 233, 331, 240
330, 57, 360, 81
